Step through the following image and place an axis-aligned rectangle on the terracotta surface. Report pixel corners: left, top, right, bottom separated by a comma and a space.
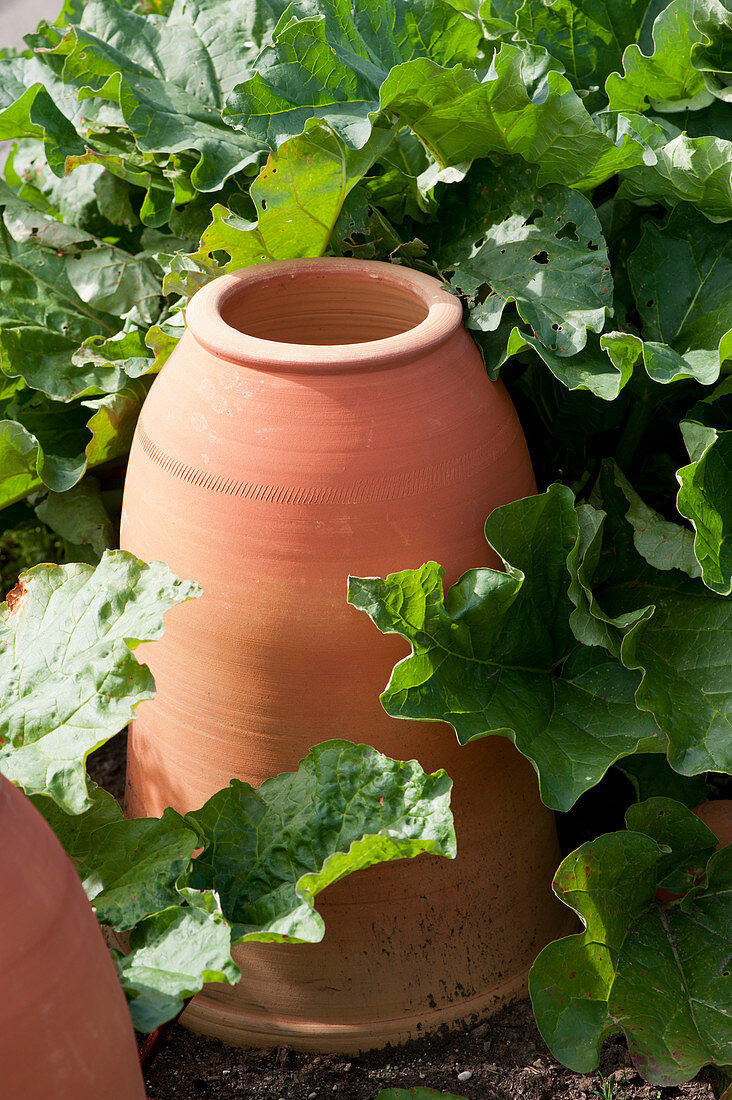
0, 775, 146, 1099
694, 799, 732, 848
120, 258, 570, 1051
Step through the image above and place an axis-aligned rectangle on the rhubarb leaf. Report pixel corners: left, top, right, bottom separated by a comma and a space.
0, 550, 199, 812
574, 462, 732, 778
529, 798, 732, 1087
377, 46, 650, 187
189, 120, 389, 278
39, 0, 271, 191
438, 162, 612, 355
677, 421, 732, 595
114, 900, 239, 1031
514, 0, 658, 106
349, 485, 664, 811
33, 784, 199, 929
627, 205, 732, 385
617, 134, 732, 223
609, 462, 701, 578
605, 0, 717, 113
223, 0, 481, 148
185, 739, 456, 942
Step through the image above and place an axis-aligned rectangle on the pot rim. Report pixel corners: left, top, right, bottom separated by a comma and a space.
184, 258, 464, 372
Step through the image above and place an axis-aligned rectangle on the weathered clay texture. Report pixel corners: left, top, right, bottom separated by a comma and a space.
121, 258, 570, 1051
0, 775, 146, 1098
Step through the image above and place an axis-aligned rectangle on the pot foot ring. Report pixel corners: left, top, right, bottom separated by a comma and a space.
182, 964, 533, 1054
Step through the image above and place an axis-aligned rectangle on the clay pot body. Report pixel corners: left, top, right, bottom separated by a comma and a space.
120, 259, 569, 1052
0, 775, 145, 1099
694, 800, 732, 848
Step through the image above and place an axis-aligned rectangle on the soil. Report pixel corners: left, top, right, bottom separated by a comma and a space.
88, 735, 719, 1100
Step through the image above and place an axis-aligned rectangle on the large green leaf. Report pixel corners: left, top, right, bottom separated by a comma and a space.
529, 798, 731, 1087
114, 898, 239, 1031
35, 0, 272, 192
33, 783, 198, 929
627, 204, 732, 383
605, 0, 718, 113
188, 120, 390, 278
514, 0, 658, 105
185, 739, 456, 942
0, 381, 147, 508
377, 46, 650, 186
0, 551, 199, 812
575, 463, 732, 777
223, 0, 481, 148
617, 133, 732, 222
35, 739, 456, 1031
349, 485, 663, 812
677, 420, 732, 594
438, 162, 612, 355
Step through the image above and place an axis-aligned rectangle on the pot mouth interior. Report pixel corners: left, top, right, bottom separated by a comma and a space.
220, 270, 430, 345
185, 260, 463, 372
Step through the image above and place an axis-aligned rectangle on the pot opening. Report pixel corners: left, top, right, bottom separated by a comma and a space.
219, 271, 431, 346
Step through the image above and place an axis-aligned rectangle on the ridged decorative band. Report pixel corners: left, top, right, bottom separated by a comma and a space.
135, 423, 508, 506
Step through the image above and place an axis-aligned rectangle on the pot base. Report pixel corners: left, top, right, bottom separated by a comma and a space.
180, 911, 577, 1054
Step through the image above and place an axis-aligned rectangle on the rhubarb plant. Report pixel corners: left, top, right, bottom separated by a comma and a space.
0, 552, 456, 1031
529, 799, 731, 1086
0, 0, 730, 1087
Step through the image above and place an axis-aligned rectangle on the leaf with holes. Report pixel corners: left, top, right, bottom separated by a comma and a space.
188, 120, 391, 281
438, 162, 612, 355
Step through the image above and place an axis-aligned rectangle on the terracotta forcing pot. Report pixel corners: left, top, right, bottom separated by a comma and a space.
0, 775, 146, 1099
694, 799, 732, 848
120, 258, 569, 1052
